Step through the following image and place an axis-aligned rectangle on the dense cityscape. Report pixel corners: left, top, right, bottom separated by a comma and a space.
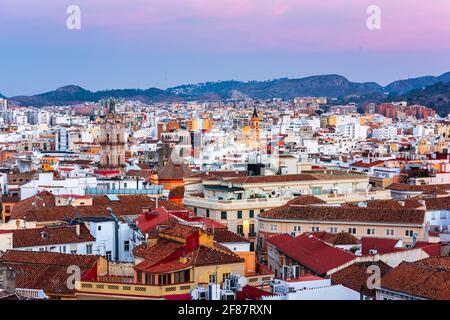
0, 92, 449, 301
1, 0, 450, 307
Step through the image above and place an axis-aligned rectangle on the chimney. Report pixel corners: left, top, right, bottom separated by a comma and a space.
75, 224, 80, 236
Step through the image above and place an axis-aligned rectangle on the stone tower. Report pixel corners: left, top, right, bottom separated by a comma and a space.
251, 107, 260, 143
99, 100, 127, 168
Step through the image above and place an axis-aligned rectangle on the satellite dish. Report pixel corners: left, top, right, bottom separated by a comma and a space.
191, 288, 199, 300
238, 277, 248, 288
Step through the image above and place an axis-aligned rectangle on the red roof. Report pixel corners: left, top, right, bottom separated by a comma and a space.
164, 293, 192, 300
361, 237, 402, 255
413, 242, 441, 257
236, 285, 273, 300
93, 169, 120, 176
266, 234, 294, 247
272, 233, 356, 275
134, 207, 172, 234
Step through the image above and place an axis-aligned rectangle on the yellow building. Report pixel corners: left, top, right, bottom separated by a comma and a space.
76, 223, 272, 300
41, 156, 59, 172
418, 138, 430, 155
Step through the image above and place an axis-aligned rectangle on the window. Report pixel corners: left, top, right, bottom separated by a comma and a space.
222, 273, 231, 283
124, 241, 130, 252
329, 227, 338, 233
270, 224, 278, 232
137, 271, 143, 283
405, 230, 414, 237
105, 251, 112, 261
249, 210, 254, 218
71, 249, 77, 254
194, 207, 198, 214
237, 211, 243, 219
60, 246, 66, 253
367, 229, 376, 235
86, 244, 93, 254
237, 225, 244, 236
209, 274, 217, 283
221, 211, 227, 220
39, 248, 45, 252
98, 225, 102, 231
348, 228, 356, 235
260, 209, 265, 214
249, 224, 255, 237
312, 226, 319, 232
385, 229, 394, 236
206, 209, 210, 218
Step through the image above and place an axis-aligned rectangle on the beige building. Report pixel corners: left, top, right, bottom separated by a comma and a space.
184, 171, 390, 247
257, 199, 427, 261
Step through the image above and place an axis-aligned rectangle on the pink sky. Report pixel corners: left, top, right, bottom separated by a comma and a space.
1, 0, 450, 95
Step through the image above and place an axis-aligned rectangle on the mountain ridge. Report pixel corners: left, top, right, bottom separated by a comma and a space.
3, 72, 450, 108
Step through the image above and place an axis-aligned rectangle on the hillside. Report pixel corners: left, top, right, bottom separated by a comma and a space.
3, 71, 450, 107
7, 75, 384, 107
384, 72, 450, 94
393, 82, 450, 115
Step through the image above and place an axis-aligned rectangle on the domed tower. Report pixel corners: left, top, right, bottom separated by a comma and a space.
99, 100, 127, 168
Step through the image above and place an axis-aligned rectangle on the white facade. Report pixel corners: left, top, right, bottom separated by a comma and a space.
20, 173, 98, 200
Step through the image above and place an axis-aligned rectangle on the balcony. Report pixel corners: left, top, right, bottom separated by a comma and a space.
76, 280, 194, 300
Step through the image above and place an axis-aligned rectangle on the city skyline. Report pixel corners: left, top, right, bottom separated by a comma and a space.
1, 0, 450, 96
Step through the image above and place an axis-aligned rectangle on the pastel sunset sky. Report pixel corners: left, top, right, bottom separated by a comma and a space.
1, 0, 449, 95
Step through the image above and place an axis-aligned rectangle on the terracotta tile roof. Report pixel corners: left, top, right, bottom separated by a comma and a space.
286, 196, 327, 206
10, 191, 56, 218
310, 231, 360, 246
168, 186, 185, 199
259, 205, 425, 225
11, 195, 186, 222
212, 229, 250, 243
159, 223, 201, 239
0, 250, 99, 295
350, 160, 385, 168
380, 257, 450, 300
134, 240, 244, 273
271, 233, 357, 275
348, 199, 424, 210
135, 257, 191, 274
158, 158, 192, 180
331, 261, 392, 297
424, 197, 450, 210
133, 239, 183, 264
10, 225, 94, 248
387, 183, 450, 194
125, 169, 153, 180
191, 246, 244, 267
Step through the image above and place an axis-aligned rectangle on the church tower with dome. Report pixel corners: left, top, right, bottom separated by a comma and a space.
99, 99, 127, 168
